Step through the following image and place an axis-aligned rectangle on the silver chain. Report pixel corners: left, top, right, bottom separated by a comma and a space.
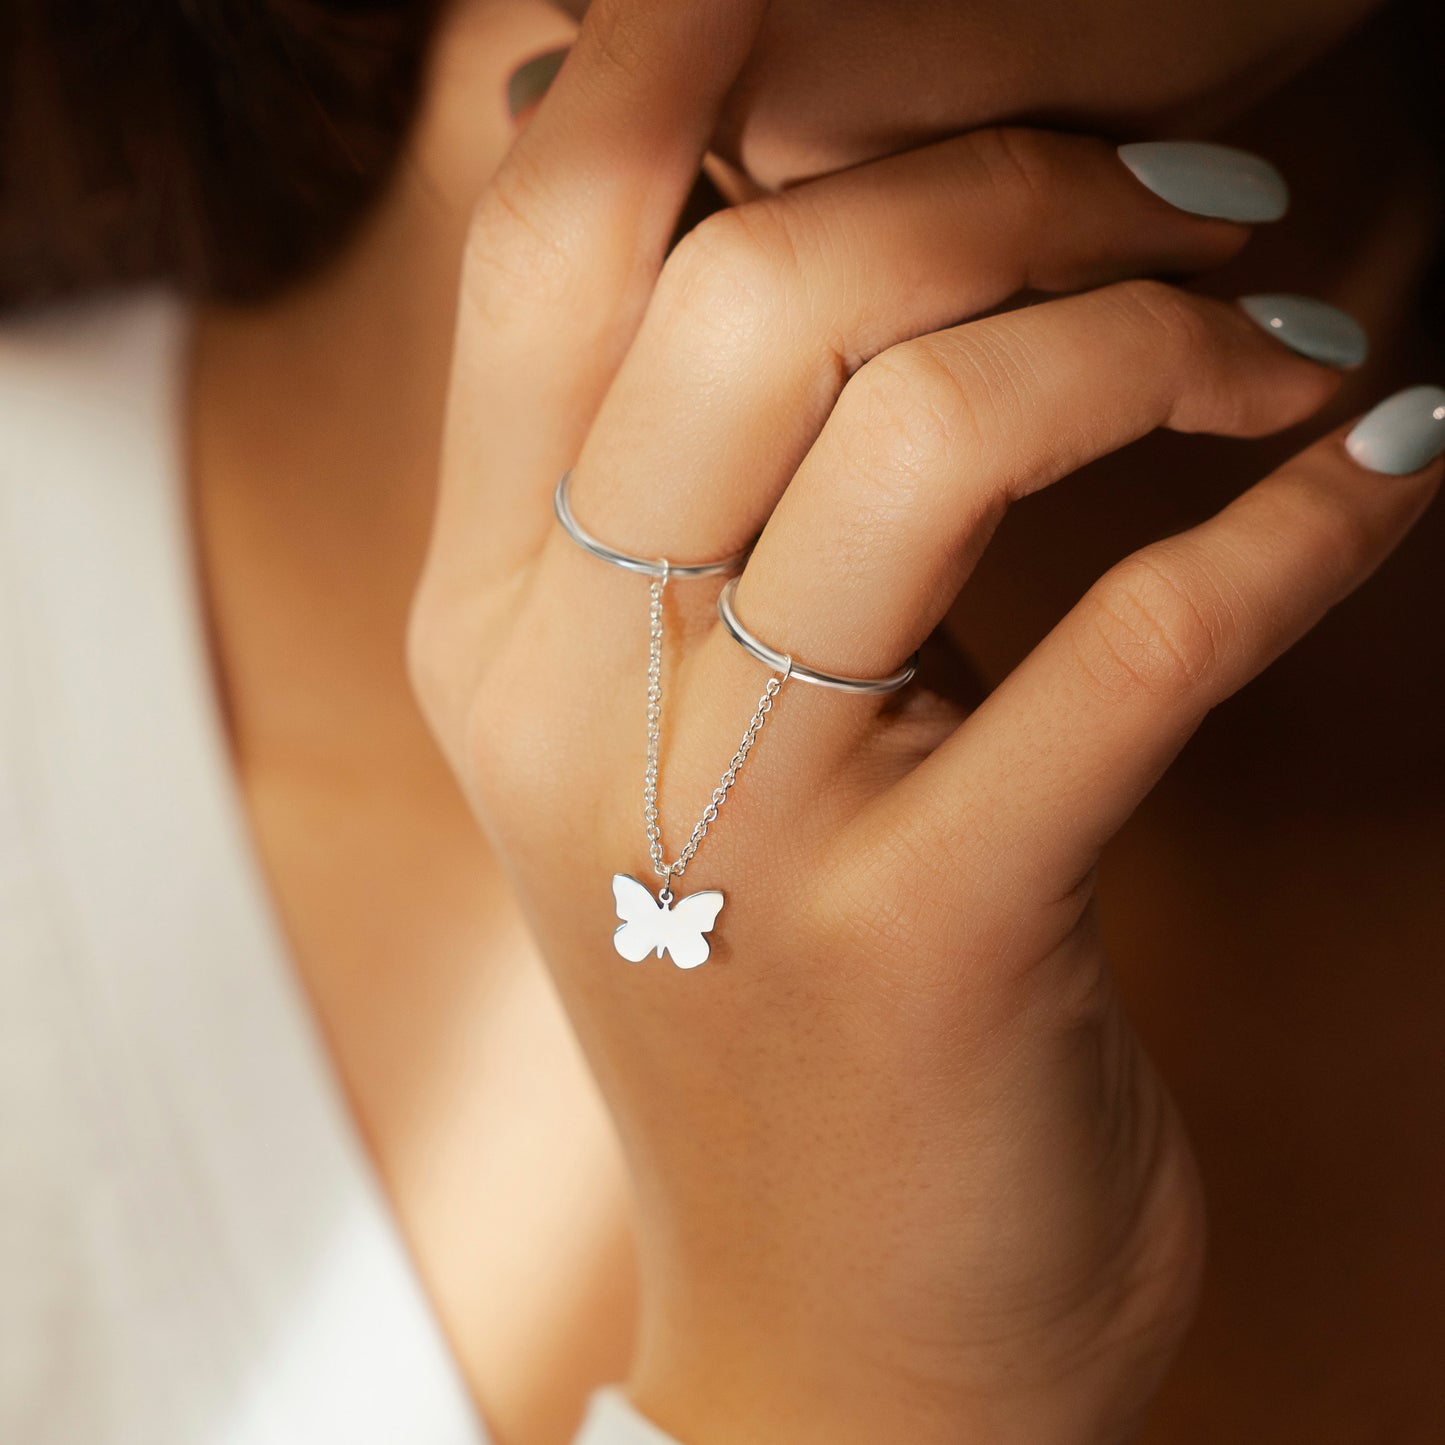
643, 563, 788, 902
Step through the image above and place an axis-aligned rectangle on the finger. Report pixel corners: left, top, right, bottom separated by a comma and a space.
890, 389, 1444, 914
563, 131, 1265, 569
724, 281, 1348, 692
432, 0, 772, 581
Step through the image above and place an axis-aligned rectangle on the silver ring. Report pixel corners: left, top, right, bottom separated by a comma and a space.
716, 577, 918, 695
553, 471, 750, 580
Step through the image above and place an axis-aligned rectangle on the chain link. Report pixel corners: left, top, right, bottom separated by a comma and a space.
643, 567, 787, 900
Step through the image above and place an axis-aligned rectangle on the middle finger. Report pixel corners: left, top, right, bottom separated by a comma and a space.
561, 131, 1278, 569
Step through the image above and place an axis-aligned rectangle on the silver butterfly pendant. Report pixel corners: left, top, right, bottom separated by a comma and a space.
611, 873, 725, 970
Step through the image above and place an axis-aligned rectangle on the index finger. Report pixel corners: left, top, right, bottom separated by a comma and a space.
432, 0, 772, 582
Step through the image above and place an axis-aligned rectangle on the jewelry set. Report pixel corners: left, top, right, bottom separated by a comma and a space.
553, 470, 916, 969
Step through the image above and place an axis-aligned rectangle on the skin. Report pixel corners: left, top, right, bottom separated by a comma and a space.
580, 0, 1386, 186
189, 0, 1443, 1441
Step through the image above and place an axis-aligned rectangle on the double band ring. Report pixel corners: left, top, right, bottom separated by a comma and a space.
553, 471, 917, 694
553, 470, 750, 579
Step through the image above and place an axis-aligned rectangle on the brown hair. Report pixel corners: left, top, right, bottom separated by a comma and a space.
0, 0, 441, 310
3, 2, 1441, 328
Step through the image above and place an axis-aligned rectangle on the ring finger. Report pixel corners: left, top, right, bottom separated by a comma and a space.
704, 279, 1351, 748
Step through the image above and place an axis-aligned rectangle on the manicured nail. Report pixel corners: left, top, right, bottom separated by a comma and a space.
1117, 141, 1289, 223
1238, 294, 1368, 368
1345, 386, 1445, 475
508, 49, 567, 117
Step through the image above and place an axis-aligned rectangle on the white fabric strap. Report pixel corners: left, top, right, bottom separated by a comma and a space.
573, 1387, 683, 1445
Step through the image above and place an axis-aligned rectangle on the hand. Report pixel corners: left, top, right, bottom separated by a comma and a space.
410, 1, 1441, 1440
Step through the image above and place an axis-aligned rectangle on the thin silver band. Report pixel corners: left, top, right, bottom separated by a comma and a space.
553, 471, 750, 580
716, 577, 918, 695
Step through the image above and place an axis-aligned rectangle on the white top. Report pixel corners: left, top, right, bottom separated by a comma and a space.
0, 292, 674, 1445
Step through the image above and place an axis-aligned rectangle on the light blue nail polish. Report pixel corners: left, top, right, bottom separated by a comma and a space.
1117, 141, 1289, 223
508, 49, 567, 117
1345, 386, 1445, 475
1238, 294, 1368, 368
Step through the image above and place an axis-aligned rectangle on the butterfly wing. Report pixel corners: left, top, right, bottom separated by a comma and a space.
611, 873, 662, 962
660, 889, 725, 970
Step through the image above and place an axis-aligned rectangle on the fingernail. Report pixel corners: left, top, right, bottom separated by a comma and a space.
1345, 385, 1445, 475
1117, 141, 1289, 223
1238, 294, 1368, 368
508, 49, 567, 118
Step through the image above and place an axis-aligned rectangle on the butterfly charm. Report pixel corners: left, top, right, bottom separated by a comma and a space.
611, 873, 725, 970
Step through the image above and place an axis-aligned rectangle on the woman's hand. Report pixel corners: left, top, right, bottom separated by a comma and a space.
410, 1, 1441, 1440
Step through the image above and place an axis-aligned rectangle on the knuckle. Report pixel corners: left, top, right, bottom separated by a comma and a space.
1108, 278, 1213, 359
1096, 280, 1232, 429
584, 0, 656, 86
462, 153, 576, 319
971, 126, 1055, 220
943, 320, 1040, 437
651, 205, 798, 351
841, 339, 985, 484
1075, 550, 1227, 701
1306, 491, 1379, 583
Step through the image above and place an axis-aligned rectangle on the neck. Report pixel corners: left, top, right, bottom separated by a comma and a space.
187, 0, 570, 756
